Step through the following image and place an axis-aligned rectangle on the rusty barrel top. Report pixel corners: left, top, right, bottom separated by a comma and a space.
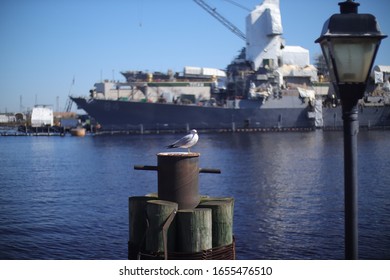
157, 152, 200, 209
157, 152, 200, 157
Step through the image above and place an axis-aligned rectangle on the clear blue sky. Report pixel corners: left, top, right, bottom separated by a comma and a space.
1, 0, 389, 113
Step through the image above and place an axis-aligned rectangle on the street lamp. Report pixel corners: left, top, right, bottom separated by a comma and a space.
315, 0, 386, 260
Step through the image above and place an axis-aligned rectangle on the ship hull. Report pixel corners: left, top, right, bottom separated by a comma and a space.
322, 106, 390, 129
71, 97, 315, 132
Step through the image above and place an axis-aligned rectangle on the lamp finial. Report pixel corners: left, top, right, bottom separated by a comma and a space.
339, 0, 360, 14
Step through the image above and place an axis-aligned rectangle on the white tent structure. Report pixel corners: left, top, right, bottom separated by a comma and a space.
372, 65, 390, 84
245, 0, 317, 82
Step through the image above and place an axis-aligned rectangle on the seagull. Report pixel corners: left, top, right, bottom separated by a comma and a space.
166, 129, 199, 153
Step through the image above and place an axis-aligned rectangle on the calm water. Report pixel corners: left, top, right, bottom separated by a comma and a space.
0, 130, 389, 260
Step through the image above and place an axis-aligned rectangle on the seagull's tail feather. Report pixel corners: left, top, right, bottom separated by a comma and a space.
166, 144, 176, 149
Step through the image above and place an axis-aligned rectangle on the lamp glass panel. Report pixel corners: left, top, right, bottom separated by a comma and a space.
331, 38, 378, 83
320, 42, 337, 83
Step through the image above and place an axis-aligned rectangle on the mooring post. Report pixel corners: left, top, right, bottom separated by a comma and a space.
176, 208, 212, 253
131, 152, 237, 259
198, 200, 234, 248
145, 200, 178, 254
134, 152, 221, 209
157, 152, 201, 209
128, 196, 154, 259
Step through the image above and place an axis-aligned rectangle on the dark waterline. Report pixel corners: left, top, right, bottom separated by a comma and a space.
0, 131, 389, 259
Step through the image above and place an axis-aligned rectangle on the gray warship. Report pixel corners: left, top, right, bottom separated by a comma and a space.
71, 0, 390, 132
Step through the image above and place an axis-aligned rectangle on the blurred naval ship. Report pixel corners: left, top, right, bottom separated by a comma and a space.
71, 0, 390, 132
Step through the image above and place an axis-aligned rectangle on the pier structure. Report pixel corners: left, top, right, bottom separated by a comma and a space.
130, 152, 235, 260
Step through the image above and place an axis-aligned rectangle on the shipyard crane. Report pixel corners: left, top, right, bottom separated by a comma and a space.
222, 0, 251, 12
64, 97, 73, 112
193, 0, 246, 41
64, 76, 75, 112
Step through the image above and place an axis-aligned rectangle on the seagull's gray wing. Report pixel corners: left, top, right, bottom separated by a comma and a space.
167, 133, 193, 148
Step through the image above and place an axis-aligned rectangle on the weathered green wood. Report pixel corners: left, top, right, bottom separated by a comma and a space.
145, 200, 178, 253
200, 197, 234, 218
200, 196, 234, 202
198, 199, 234, 247
176, 208, 212, 253
128, 196, 155, 247
145, 192, 158, 198
129, 196, 156, 259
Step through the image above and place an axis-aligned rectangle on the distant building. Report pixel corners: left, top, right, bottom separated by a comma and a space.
30, 106, 53, 127
0, 114, 16, 123
373, 65, 390, 84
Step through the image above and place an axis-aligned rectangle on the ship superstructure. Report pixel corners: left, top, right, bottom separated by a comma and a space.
71, 0, 390, 132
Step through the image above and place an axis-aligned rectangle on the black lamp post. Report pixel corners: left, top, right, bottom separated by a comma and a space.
315, 0, 386, 260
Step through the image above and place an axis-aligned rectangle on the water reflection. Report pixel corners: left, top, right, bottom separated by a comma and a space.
198, 131, 388, 259
0, 131, 389, 259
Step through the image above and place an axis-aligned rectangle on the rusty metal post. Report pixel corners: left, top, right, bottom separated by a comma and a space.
134, 152, 220, 209
157, 152, 200, 209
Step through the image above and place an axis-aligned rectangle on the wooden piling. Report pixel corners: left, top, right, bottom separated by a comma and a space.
198, 199, 234, 247
145, 200, 178, 254
145, 192, 158, 198
176, 208, 212, 253
132, 152, 235, 259
128, 196, 155, 259
200, 196, 235, 217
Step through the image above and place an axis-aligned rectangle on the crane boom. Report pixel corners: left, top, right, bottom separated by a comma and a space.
222, 0, 251, 12
193, 0, 246, 41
